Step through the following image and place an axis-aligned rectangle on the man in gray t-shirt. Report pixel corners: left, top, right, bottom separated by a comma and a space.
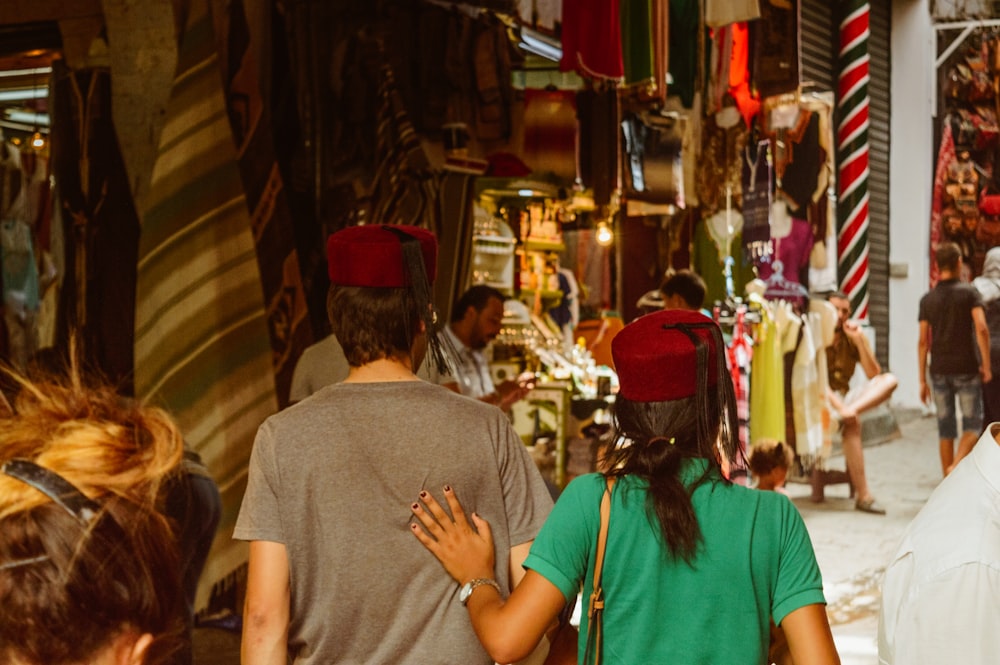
234, 225, 552, 665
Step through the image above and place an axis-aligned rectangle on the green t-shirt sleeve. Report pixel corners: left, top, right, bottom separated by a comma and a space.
772, 496, 827, 625
522, 473, 605, 602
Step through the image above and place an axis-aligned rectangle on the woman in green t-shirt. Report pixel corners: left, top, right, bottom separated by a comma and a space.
411, 309, 840, 665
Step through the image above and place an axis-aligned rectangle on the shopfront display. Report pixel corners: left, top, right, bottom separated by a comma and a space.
0, 0, 905, 625
933, 27, 1000, 283
464, 177, 618, 488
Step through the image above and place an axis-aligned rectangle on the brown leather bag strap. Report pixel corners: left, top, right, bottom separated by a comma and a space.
585, 477, 615, 665
591, 478, 614, 603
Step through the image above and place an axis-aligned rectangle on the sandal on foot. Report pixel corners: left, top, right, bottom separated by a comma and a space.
855, 497, 886, 515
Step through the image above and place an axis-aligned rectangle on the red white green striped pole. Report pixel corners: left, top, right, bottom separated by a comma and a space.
836, 0, 872, 320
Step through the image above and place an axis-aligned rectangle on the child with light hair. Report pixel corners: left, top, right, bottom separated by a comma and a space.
748, 438, 795, 493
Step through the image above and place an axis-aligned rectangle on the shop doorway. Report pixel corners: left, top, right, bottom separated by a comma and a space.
0, 40, 58, 377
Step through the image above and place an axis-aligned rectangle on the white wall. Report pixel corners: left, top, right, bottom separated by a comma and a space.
889, 0, 934, 408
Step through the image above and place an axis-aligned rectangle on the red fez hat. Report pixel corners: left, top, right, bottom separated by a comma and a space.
612, 310, 720, 402
326, 225, 438, 287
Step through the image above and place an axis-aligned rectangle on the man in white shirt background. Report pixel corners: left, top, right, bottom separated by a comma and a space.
428, 285, 532, 411
878, 422, 1000, 664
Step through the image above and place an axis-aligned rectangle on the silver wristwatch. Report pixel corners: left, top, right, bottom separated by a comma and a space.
459, 578, 501, 605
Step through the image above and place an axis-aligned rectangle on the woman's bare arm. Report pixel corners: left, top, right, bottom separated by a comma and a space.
410, 488, 566, 663
781, 603, 841, 665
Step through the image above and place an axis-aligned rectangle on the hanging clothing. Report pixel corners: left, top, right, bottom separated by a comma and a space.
805, 299, 838, 466
621, 0, 655, 86
518, 0, 561, 32
929, 122, 957, 286
522, 88, 578, 181
705, 0, 761, 27
668, 0, 700, 108
692, 213, 755, 306
576, 88, 619, 206
792, 311, 824, 460
741, 139, 772, 256
752, 0, 800, 98
728, 22, 760, 127
697, 109, 748, 216
727, 308, 754, 460
749, 301, 793, 445
756, 216, 813, 286
560, 0, 624, 79
622, 112, 685, 205
765, 108, 822, 218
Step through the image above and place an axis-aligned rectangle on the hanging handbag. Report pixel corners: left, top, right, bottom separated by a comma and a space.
582, 478, 615, 665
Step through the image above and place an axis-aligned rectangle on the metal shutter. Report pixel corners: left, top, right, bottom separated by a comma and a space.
800, 0, 892, 368
867, 0, 891, 370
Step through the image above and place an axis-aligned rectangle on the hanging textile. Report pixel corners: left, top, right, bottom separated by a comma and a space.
51, 67, 139, 391
472, 14, 516, 141
560, 0, 624, 80
756, 215, 813, 285
741, 139, 772, 257
929, 122, 956, 286
622, 112, 685, 205
651, 0, 670, 103
693, 211, 755, 306
794, 298, 837, 465
668, 0, 700, 108
728, 22, 761, 126
804, 92, 839, 292
708, 24, 733, 114
765, 108, 823, 218
749, 301, 789, 444
697, 106, 748, 216
726, 307, 753, 461
517, 0, 561, 31
213, 0, 314, 408
522, 88, 578, 181
752, 0, 800, 99
836, 0, 872, 319
621, 0, 655, 87
705, 0, 760, 28
134, 0, 278, 611
577, 87, 619, 206
0, 218, 39, 370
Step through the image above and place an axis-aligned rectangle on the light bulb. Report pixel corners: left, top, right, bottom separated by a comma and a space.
30, 132, 45, 149
596, 221, 613, 247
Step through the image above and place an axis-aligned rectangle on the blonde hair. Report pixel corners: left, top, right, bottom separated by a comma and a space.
0, 353, 185, 664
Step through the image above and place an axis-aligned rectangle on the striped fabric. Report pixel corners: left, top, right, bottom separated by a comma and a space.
369, 46, 439, 233
135, 0, 277, 611
218, 0, 313, 408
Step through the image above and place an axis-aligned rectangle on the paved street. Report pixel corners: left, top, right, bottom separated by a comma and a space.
194, 408, 944, 664
786, 408, 942, 665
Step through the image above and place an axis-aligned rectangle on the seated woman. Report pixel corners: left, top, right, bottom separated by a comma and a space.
0, 356, 185, 665
410, 309, 839, 664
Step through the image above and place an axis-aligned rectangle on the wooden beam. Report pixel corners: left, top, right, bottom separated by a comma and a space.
0, 0, 102, 26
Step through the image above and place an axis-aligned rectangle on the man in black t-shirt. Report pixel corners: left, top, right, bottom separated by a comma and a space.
918, 242, 992, 475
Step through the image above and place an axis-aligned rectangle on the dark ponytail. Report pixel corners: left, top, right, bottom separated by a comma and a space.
604, 315, 742, 562
606, 395, 721, 562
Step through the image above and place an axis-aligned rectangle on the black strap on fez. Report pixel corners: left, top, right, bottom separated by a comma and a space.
2, 459, 100, 525
661, 321, 741, 468
381, 226, 452, 374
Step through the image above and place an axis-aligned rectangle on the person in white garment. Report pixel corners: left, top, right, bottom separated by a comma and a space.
878, 422, 1000, 664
